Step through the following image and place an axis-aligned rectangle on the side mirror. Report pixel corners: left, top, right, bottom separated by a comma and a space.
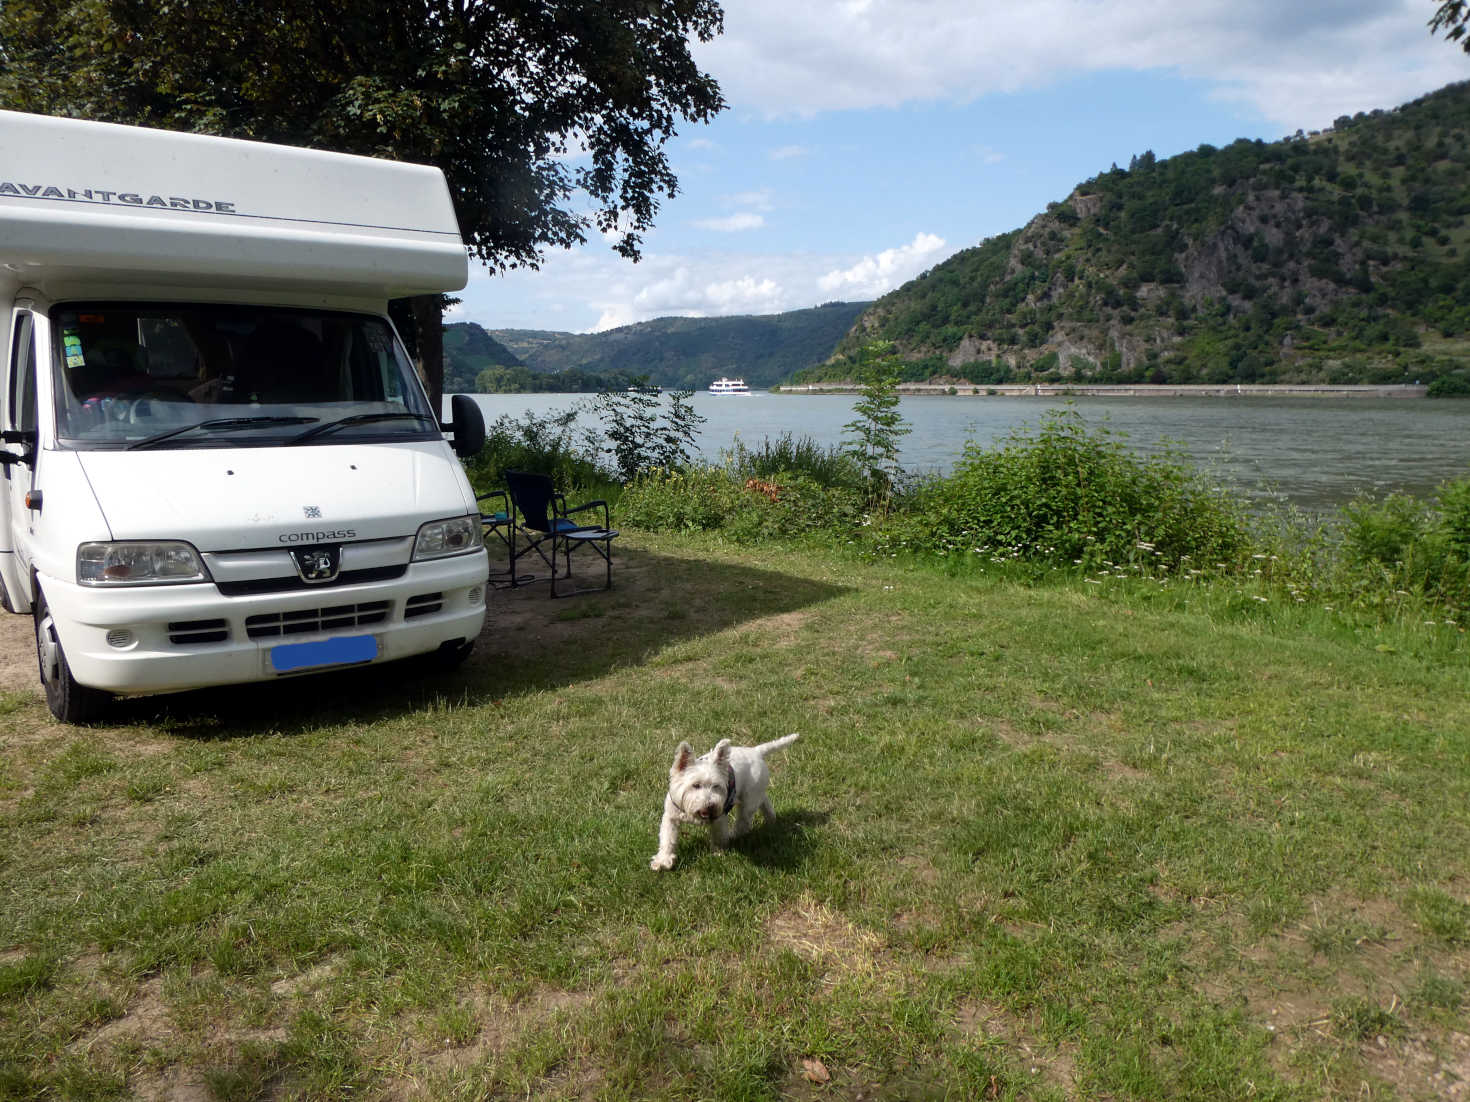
446, 394, 485, 458
0, 429, 37, 469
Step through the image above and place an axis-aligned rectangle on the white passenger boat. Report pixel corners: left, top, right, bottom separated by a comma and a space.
709, 377, 750, 395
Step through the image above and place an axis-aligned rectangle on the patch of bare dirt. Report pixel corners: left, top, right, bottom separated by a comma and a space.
377, 984, 602, 1099
766, 894, 892, 988
955, 999, 1081, 1099
0, 608, 35, 697
1363, 1029, 1470, 1100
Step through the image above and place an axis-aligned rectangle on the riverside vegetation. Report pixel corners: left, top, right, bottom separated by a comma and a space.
3, 380, 1468, 1099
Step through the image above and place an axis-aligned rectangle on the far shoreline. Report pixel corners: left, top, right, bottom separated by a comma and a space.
775, 382, 1431, 399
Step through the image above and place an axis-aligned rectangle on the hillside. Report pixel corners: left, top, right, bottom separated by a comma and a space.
443, 324, 522, 393
801, 82, 1470, 394
486, 301, 870, 391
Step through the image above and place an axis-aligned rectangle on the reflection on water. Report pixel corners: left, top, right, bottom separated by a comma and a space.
459, 392, 1470, 511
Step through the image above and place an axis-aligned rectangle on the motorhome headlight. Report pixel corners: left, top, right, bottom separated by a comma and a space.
412, 515, 480, 561
78, 541, 209, 586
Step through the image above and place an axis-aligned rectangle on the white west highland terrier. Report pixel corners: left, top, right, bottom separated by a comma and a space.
650, 733, 800, 871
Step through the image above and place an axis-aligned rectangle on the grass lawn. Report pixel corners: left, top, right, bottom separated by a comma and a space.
2, 533, 1468, 1100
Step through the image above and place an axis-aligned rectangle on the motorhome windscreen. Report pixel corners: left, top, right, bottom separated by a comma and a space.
49, 303, 438, 449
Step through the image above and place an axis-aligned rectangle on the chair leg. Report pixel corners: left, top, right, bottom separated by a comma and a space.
548, 535, 615, 598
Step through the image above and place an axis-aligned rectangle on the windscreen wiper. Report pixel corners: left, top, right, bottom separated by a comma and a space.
287, 412, 436, 444
127, 416, 318, 451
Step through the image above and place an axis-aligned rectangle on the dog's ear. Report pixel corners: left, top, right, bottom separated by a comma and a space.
712, 739, 732, 765
671, 742, 695, 774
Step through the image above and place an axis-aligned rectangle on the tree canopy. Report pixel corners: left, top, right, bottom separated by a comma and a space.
1431, 1, 1470, 52
0, 0, 726, 404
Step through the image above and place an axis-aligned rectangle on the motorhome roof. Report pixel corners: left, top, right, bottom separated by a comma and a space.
0, 111, 468, 299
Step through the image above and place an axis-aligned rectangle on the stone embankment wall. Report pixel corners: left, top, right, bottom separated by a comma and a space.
776, 383, 1430, 399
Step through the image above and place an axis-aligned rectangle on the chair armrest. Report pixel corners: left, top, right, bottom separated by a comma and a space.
563, 499, 610, 528
476, 489, 512, 524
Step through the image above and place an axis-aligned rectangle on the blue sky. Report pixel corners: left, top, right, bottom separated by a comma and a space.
448, 0, 1468, 334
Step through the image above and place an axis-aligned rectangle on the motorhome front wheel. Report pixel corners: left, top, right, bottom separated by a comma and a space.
34, 593, 109, 725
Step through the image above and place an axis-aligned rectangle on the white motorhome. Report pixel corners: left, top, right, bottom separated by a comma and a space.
0, 110, 489, 723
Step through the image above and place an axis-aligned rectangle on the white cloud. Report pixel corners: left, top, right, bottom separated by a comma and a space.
769, 144, 810, 160
720, 188, 776, 211
693, 212, 767, 232
609, 267, 790, 329
453, 239, 952, 334
696, 0, 1466, 130
817, 232, 947, 299
592, 303, 639, 332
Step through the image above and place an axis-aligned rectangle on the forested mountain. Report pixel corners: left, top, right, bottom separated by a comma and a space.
800, 82, 1470, 394
442, 324, 522, 393
482, 301, 870, 391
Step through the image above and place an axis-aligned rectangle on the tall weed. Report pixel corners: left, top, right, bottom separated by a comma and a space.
724, 433, 861, 489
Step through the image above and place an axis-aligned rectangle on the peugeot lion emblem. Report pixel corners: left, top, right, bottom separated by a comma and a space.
291, 546, 341, 583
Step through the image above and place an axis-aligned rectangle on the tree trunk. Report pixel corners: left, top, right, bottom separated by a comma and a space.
409, 293, 445, 418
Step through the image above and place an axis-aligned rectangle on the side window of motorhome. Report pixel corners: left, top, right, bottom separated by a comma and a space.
7, 312, 37, 436
50, 305, 431, 447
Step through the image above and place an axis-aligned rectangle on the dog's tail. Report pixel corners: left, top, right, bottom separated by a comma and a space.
754, 732, 800, 757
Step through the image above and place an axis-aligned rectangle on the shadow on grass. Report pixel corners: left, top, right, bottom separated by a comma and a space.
671, 809, 832, 874
108, 544, 850, 737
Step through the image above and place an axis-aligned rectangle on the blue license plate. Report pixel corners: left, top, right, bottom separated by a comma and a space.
269, 634, 378, 673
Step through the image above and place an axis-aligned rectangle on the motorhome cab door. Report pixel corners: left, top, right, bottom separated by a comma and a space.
1, 307, 39, 613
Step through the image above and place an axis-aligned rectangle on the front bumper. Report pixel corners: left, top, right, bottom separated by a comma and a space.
37, 549, 488, 694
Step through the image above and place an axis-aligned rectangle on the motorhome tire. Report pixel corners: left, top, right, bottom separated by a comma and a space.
34, 591, 110, 724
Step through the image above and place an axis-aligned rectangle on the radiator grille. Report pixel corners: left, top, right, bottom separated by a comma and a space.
245, 602, 390, 640
404, 593, 443, 619
168, 619, 229, 645
216, 565, 406, 597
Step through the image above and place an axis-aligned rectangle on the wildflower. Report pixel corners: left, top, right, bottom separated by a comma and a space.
1253, 596, 1268, 603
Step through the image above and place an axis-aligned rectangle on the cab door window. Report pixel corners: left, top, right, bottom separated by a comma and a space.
7, 312, 37, 436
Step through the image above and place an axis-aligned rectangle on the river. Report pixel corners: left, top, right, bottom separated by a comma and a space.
456, 391, 1470, 511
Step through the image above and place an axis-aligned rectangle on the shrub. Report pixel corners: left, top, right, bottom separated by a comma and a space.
616, 467, 744, 533
1429, 372, 1470, 397
900, 408, 1251, 569
617, 466, 865, 545
1336, 479, 1470, 606
722, 474, 865, 545
464, 404, 605, 493
593, 386, 705, 481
